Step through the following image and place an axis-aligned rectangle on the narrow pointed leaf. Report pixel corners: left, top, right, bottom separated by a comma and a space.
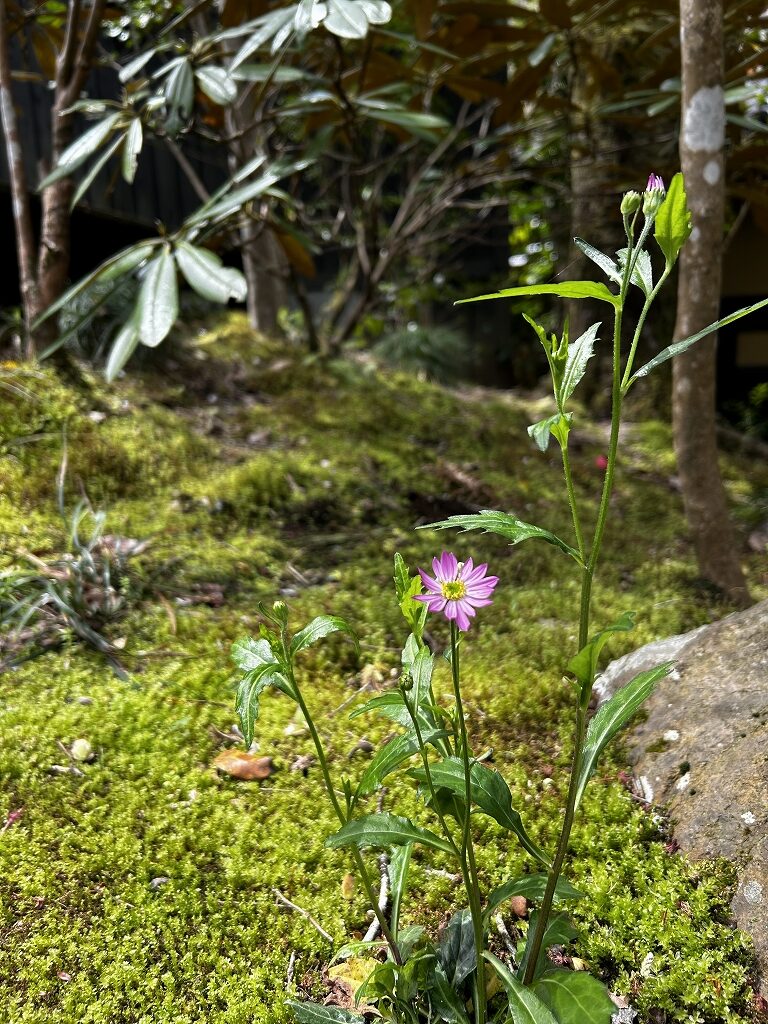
230, 8, 296, 69
561, 323, 600, 403
575, 664, 672, 809
410, 757, 550, 866
325, 813, 454, 855
105, 307, 140, 382
568, 611, 636, 697
439, 908, 475, 987
456, 282, 620, 308
290, 614, 359, 658
573, 238, 620, 284
349, 691, 436, 732
39, 113, 121, 187
357, 729, 447, 796
483, 953, 559, 1024
137, 249, 178, 347
323, 0, 369, 37
420, 511, 581, 563
630, 296, 768, 384
175, 242, 247, 304
121, 118, 143, 183
388, 842, 412, 936
518, 911, 578, 983
195, 65, 238, 105
286, 1002, 365, 1024
119, 48, 158, 82
533, 969, 616, 1024
70, 134, 124, 210
431, 964, 471, 1022
654, 172, 692, 266
485, 874, 584, 922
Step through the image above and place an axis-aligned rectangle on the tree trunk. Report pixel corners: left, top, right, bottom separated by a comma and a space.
0, 0, 40, 357
672, 0, 750, 604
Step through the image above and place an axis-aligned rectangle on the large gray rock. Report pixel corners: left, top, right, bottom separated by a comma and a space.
595, 599, 768, 993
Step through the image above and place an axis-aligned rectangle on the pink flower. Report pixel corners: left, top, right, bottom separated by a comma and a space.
646, 173, 665, 193
595, 454, 608, 471
413, 552, 498, 631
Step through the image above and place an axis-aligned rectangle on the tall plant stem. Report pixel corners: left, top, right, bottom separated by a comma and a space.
290, 672, 402, 964
560, 444, 586, 565
450, 622, 487, 1024
523, 289, 628, 986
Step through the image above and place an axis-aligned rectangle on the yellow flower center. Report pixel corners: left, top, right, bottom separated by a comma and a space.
441, 580, 466, 600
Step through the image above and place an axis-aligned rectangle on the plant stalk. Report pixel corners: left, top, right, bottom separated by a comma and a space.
450, 621, 487, 1024
289, 668, 403, 964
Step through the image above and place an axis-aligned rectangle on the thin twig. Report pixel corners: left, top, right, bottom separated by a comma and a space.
493, 913, 517, 957
273, 888, 334, 944
363, 789, 389, 942
285, 949, 297, 990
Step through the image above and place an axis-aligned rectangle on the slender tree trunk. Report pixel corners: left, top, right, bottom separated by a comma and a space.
672, 0, 750, 604
0, 1, 40, 357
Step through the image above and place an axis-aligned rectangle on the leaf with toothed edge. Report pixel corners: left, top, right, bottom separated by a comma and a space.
419, 511, 581, 564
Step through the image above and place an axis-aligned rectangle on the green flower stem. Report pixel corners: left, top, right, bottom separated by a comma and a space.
524, 266, 631, 987
620, 265, 671, 393
450, 621, 487, 1024
404, 695, 462, 861
288, 664, 403, 965
559, 441, 586, 565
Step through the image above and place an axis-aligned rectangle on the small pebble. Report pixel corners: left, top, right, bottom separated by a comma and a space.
675, 772, 691, 792
741, 811, 756, 826
508, 896, 528, 918
662, 729, 679, 742
150, 877, 170, 890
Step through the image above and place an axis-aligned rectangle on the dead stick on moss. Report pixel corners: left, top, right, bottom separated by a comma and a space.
493, 913, 517, 958
285, 949, 297, 990
273, 889, 334, 944
363, 790, 389, 942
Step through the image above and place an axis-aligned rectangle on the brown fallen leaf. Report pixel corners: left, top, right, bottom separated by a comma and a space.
213, 750, 274, 781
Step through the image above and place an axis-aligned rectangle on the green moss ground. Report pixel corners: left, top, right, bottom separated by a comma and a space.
1, 319, 767, 1023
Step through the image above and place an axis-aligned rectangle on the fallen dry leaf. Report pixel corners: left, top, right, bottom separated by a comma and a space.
213, 750, 274, 781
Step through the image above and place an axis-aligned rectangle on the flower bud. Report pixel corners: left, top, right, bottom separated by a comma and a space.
642, 173, 666, 218
620, 190, 641, 215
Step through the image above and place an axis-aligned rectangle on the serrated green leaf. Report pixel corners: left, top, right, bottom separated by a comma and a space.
561, 323, 600, 404
483, 953, 559, 1024
137, 249, 178, 348
654, 172, 692, 266
533, 969, 616, 1024
410, 757, 550, 866
231, 636, 274, 672
286, 1001, 365, 1024
617, 247, 653, 297
485, 874, 584, 922
420, 511, 581, 564
325, 813, 454, 855
456, 282, 620, 308
236, 660, 280, 746
573, 238, 621, 284
575, 664, 672, 809
175, 242, 247, 304
629, 295, 768, 385
290, 615, 359, 658
527, 414, 560, 453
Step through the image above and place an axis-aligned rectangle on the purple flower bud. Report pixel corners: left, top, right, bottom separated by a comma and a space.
645, 173, 665, 193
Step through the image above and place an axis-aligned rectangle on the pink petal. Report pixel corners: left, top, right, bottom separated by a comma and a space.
459, 557, 474, 580
432, 556, 445, 580
418, 569, 442, 594
413, 594, 446, 612
455, 605, 471, 631
465, 562, 488, 582
439, 551, 458, 579
444, 600, 458, 621
466, 597, 493, 608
